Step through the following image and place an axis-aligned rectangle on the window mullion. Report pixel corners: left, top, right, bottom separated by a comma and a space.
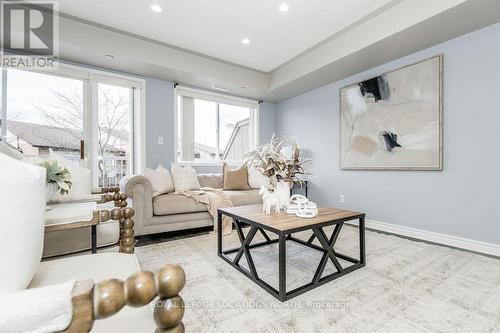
0, 68, 7, 141
216, 102, 220, 161
90, 80, 99, 187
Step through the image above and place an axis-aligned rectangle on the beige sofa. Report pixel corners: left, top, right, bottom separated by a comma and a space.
121, 173, 262, 236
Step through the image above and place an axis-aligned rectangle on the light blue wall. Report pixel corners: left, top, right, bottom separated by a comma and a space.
144, 78, 175, 169
276, 23, 500, 244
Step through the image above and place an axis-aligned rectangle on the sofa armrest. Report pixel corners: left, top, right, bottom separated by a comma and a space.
120, 175, 151, 199
120, 175, 153, 235
64, 264, 186, 333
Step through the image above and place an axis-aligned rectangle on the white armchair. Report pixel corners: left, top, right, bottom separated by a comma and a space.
0, 153, 186, 333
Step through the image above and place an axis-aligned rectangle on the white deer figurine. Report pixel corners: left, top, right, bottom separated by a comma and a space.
259, 185, 281, 214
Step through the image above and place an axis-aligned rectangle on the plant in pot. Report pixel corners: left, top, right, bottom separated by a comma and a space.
244, 134, 309, 212
41, 161, 72, 203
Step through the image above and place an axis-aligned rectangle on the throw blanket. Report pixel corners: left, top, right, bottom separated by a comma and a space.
177, 188, 233, 235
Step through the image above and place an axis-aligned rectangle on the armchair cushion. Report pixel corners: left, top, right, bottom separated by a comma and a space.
0, 281, 75, 333
29, 253, 140, 287
0, 154, 45, 295
29, 253, 157, 333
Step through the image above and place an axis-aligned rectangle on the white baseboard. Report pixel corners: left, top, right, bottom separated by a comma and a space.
346, 219, 500, 257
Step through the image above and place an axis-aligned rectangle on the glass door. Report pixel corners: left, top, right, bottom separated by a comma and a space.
3, 68, 86, 162
95, 83, 133, 187
0, 68, 138, 188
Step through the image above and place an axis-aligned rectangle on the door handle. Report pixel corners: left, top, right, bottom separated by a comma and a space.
80, 140, 85, 160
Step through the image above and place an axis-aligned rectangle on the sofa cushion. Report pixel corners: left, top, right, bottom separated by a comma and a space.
223, 190, 262, 206
198, 173, 223, 189
153, 193, 208, 215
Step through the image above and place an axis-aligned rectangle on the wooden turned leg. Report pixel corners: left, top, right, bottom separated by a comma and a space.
63, 265, 186, 333
96, 265, 186, 331
154, 297, 185, 333
154, 265, 186, 333
120, 207, 135, 254
155, 322, 185, 333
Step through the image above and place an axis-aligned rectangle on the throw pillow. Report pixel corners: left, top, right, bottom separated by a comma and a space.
223, 163, 250, 190
247, 166, 271, 189
48, 149, 91, 201
171, 164, 201, 192
143, 165, 174, 196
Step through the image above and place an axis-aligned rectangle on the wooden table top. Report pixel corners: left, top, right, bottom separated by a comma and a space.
219, 205, 364, 234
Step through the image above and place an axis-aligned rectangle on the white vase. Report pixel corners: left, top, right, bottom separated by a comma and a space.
45, 183, 58, 203
275, 181, 291, 208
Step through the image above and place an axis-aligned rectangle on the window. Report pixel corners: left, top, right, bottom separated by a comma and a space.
3, 69, 85, 162
176, 88, 258, 164
0, 65, 145, 187
96, 83, 134, 187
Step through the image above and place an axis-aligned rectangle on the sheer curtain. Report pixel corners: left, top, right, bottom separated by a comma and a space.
180, 96, 195, 161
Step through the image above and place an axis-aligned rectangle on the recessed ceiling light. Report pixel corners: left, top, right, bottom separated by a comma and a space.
241, 38, 250, 45
278, 3, 290, 12
150, 4, 162, 13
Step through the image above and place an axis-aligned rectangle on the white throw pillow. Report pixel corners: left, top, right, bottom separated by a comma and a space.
0, 142, 24, 160
48, 150, 91, 201
171, 164, 201, 192
0, 154, 45, 295
143, 165, 174, 196
248, 167, 271, 189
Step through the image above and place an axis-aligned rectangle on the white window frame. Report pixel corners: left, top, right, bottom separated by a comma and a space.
0, 62, 147, 181
174, 85, 259, 166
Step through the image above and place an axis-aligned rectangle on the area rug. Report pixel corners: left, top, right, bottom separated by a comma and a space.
135, 225, 500, 332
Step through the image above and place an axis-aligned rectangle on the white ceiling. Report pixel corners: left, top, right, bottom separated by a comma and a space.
58, 0, 394, 72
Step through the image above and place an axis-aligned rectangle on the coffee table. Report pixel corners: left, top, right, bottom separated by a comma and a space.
217, 205, 365, 301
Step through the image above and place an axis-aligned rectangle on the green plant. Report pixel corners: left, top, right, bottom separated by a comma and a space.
41, 161, 72, 195
244, 134, 310, 189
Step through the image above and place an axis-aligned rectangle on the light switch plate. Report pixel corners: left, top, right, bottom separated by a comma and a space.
158, 137, 164, 145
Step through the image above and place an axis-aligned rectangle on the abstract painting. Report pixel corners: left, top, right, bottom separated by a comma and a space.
340, 55, 442, 170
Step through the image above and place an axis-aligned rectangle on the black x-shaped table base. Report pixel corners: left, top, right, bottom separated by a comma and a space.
218, 213, 366, 302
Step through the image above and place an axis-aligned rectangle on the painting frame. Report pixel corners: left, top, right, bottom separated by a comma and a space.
339, 55, 443, 171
